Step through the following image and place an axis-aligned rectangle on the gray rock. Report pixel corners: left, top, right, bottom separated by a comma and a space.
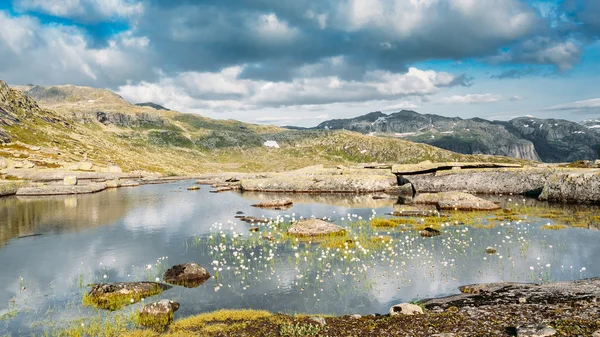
139, 299, 180, 327
309, 316, 326, 326
516, 325, 556, 337
63, 176, 78, 186
431, 334, 455, 337
163, 262, 211, 288
539, 172, 600, 204
592, 330, 600, 337
349, 314, 362, 319
389, 303, 424, 316
287, 218, 345, 237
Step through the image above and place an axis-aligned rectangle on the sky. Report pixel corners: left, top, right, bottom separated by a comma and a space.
0, 0, 599, 127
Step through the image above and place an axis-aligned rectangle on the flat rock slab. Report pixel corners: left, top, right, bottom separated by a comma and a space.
288, 218, 345, 237
252, 198, 293, 208
16, 183, 106, 196
3, 169, 141, 182
163, 262, 211, 288
85, 282, 171, 310
413, 192, 500, 211
241, 174, 397, 193
422, 278, 600, 309
392, 161, 522, 175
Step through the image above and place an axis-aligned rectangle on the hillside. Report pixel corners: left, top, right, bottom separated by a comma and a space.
1, 81, 523, 175
313, 110, 600, 162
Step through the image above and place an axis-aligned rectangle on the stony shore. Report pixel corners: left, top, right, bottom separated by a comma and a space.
2, 161, 600, 204
121, 278, 600, 337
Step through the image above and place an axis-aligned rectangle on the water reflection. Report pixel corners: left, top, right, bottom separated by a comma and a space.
0, 181, 598, 335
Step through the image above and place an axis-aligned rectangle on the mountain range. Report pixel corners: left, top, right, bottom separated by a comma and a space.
310, 110, 600, 162
1, 81, 507, 175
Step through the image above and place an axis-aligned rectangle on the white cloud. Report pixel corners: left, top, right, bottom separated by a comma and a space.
117, 65, 460, 112
539, 98, 600, 111
437, 93, 503, 105
253, 13, 298, 41
0, 11, 151, 86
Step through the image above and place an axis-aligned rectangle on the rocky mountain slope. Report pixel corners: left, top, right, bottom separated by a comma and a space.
313, 110, 600, 162
1, 81, 519, 175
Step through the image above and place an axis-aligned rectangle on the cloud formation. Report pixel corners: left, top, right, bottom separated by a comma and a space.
0, 0, 599, 124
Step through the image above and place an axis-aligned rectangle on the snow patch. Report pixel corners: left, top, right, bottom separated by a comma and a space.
263, 140, 280, 148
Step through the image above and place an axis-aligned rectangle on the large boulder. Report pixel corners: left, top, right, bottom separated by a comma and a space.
138, 299, 180, 328
287, 218, 345, 237
413, 192, 500, 211
163, 262, 211, 288
539, 172, 600, 204
84, 282, 171, 310
77, 162, 94, 171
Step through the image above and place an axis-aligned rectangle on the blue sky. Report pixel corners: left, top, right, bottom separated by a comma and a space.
0, 0, 599, 126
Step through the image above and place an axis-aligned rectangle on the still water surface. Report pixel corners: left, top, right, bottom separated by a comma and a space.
0, 180, 598, 334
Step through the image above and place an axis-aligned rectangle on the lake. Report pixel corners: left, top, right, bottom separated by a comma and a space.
0, 180, 599, 335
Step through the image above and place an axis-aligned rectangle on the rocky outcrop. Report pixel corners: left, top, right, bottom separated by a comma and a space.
287, 218, 345, 237
392, 161, 522, 175
412, 192, 501, 211
241, 173, 397, 193
16, 183, 106, 196
85, 282, 171, 310
402, 168, 552, 196
421, 278, 600, 309
163, 262, 211, 288
139, 299, 180, 328
539, 172, 600, 204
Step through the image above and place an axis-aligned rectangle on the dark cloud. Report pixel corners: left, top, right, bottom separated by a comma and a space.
491, 67, 539, 79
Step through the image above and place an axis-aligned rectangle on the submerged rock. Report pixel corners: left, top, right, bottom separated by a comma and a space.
287, 218, 345, 237
419, 227, 441, 237
251, 198, 293, 208
139, 299, 180, 328
413, 191, 500, 211
85, 282, 170, 310
235, 216, 270, 224
187, 185, 201, 191
163, 262, 211, 288
389, 303, 423, 316
486, 246, 497, 254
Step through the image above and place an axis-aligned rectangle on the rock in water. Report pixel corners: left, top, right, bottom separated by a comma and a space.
413, 191, 500, 211
187, 186, 201, 191
389, 303, 424, 316
486, 246, 497, 254
163, 262, 211, 288
85, 282, 170, 310
63, 175, 78, 186
251, 198, 293, 208
516, 325, 557, 337
419, 227, 441, 237
287, 218, 345, 237
139, 299, 180, 328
